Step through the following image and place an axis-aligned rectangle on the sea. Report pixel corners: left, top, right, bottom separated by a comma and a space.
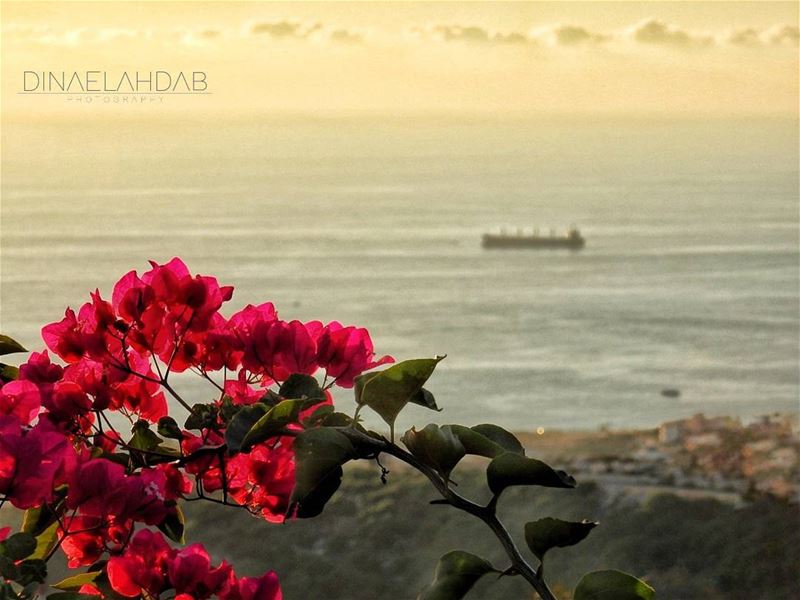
1, 115, 798, 431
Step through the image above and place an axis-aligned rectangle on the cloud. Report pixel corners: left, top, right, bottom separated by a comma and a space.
247, 20, 364, 44
410, 24, 529, 45
177, 28, 222, 46
724, 27, 761, 47
627, 18, 714, 47
249, 20, 322, 40
328, 28, 365, 44
3, 23, 149, 45
763, 24, 799, 47
531, 24, 609, 46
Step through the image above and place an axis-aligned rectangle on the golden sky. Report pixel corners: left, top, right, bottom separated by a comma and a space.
2, 1, 798, 117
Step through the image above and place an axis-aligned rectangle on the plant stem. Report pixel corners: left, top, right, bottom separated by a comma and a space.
338, 428, 558, 600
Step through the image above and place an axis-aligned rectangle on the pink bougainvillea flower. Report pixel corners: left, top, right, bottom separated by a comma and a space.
42, 308, 87, 363
140, 258, 233, 331
181, 429, 226, 492
241, 319, 320, 382
315, 322, 394, 388
228, 303, 278, 337
168, 543, 233, 599
0, 416, 75, 509
44, 380, 92, 423
226, 439, 295, 523
0, 380, 41, 424
67, 458, 178, 527
66, 457, 128, 515
107, 529, 175, 598
222, 571, 283, 600
19, 350, 63, 395
224, 370, 266, 406
59, 515, 131, 568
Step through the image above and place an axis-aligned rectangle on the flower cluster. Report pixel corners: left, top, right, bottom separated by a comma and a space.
100, 529, 281, 600
0, 258, 393, 599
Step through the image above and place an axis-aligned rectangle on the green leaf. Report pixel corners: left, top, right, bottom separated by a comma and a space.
279, 374, 325, 401
47, 593, 103, 600
409, 388, 442, 412
288, 428, 358, 518
16, 559, 47, 586
52, 571, 101, 591
0, 555, 20, 580
301, 404, 335, 426
486, 453, 576, 496
21, 499, 65, 537
449, 424, 524, 460
0, 334, 27, 356
417, 551, 497, 600
355, 356, 445, 433
1, 533, 37, 561
128, 421, 163, 452
0, 363, 19, 383
524, 518, 597, 560
157, 506, 185, 544
224, 403, 268, 452
226, 400, 311, 453
29, 522, 59, 560
184, 403, 218, 430
240, 400, 311, 452
402, 424, 465, 477
157, 416, 182, 440
470, 424, 525, 456
574, 570, 655, 600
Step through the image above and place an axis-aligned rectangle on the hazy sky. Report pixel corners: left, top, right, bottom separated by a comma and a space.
2, 1, 798, 117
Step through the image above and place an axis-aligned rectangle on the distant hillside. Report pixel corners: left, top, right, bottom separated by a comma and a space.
184, 465, 800, 600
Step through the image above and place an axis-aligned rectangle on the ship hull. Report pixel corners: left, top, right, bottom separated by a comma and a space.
482, 235, 585, 250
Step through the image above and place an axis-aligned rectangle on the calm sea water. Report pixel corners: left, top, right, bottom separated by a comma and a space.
1, 116, 798, 430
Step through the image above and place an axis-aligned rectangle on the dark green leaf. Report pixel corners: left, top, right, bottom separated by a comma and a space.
449, 425, 524, 460
157, 416, 182, 440
409, 388, 441, 412
240, 400, 311, 452
471, 424, 525, 456
301, 404, 335, 427
0, 363, 19, 383
574, 570, 655, 600
16, 559, 47, 586
417, 551, 496, 600
279, 374, 325, 401
157, 506, 185, 543
0, 555, 20, 580
402, 424, 465, 477
218, 396, 240, 423
184, 403, 218, 430
1, 533, 37, 561
128, 422, 163, 453
355, 357, 445, 432
52, 571, 102, 591
486, 453, 576, 496
0, 334, 27, 356
524, 518, 597, 560
224, 404, 268, 452
288, 428, 357, 518
47, 593, 103, 600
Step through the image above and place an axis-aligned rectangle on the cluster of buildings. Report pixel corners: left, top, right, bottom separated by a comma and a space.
570, 413, 799, 503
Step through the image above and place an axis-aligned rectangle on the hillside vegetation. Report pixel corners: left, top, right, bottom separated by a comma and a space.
185, 465, 799, 600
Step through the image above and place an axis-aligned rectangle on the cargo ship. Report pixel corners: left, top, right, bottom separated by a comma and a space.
482, 226, 585, 250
